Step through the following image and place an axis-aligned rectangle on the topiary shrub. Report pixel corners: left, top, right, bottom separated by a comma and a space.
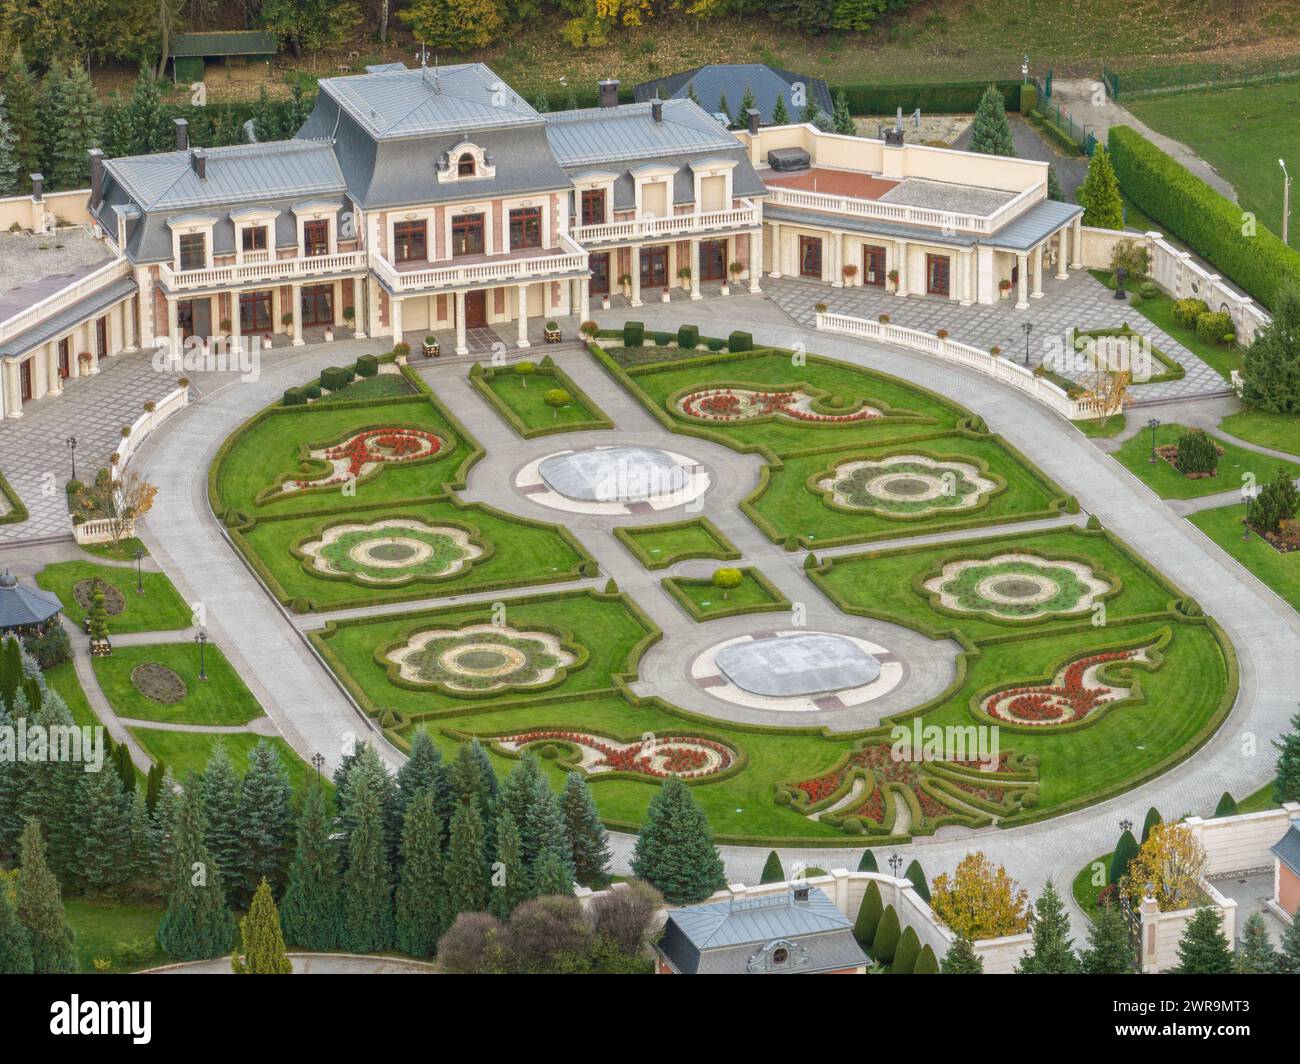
1174, 430, 1219, 475
1214, 791, 1238, 817
1172, 298, 1209, 328
1086, 515, 1102, 530
872, 905, 901, 963
604, 578, 618, 594
857, 849, 878, 873
393, 342, 411, 359
282, 386, 309, 406
1139, 281, 1158, 298
302, 383, 322, 400
355, 354, 379, 377
913, 944, 940, 974
1195, 310, 1233, 345
677, 324, 699, 348
289, 596, 313, 614
773, 788, 793, 806
853, 880, 883, 946
783, 534, 798, 552
893, 925, 921, 973
580, 559, 599, 578
653, 331, 672, 346
623, 321, 645, 347
904, 860, 930, 902
760, 851, 785, 884
727, 331, 753, 352
707, 337, 725, 351
840, 817, 865, 834
320, 365, 355, 391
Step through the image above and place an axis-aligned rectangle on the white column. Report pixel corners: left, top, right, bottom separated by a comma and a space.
748, 231, 763, 292
352, 277, 367, 338
230, 290, 242, 354
122, 294, 136, 350
135, 267, 155, 349
454, 290, 468, 355
630, 246, 642, 307
3, 361, 22, 417
516, 284, 530, 348
84, 323, 100, 374
366, 278, 382, 337
291, 283, 304, 345
389, 294, 402, 347
45, 343, 61, 396
167, 297, 180, 355
960, 250, 975, 306
894, 240, 908, 296
1015, 252, 1029, 309
1056, 227, 1070, 280
1030, 246, 1044, 299
689, 238, 701, 299
109, 305, 124, 355
579, 277, 590, 323
831, 232, 845, 286
1070, 215, 1083, 269
768, 223, 781, 277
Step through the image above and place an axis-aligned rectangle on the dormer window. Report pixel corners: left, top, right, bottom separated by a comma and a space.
178, 233, 206, 271
241, 226, 268, 253
458, 154, 476, 178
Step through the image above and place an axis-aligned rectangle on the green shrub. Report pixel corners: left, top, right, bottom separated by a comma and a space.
1172, 298, 1209, 328
904, 860, 930, 902
854, 881, 883, 945
857, 849, 878, 873
653, 331, 672, 346
1139, 281, 1158, 298
707, 337, 725, 351
872, 905, 901, 963
913, 944, 940, 974
65, 479, 83, 495
893, 925, 921, 973
623, 321, 645, 347
727, 330, 753, 352
21, 624, 71, 668
320, 365, 355, 391
677, 324, 699, 348
302, 383, 322, 400
840, 817, 865, 834
760, 851, 785, 884
1086, 515, 1102, 530
1195, 311, 1233, 345
783, 534, 798, 552
1174, 430, 1219, 475
773, 788, 792, 806
1250, 466, 1300, 534
282, 386, 308, 406
355, 353, 379, 377
290, 596, 313, 614
1214, 791, 1238, 817
1018, 82, 1036, 114
1129, 293, 1143, 307
832, 80, 1019, 117
541, 743, 560, 760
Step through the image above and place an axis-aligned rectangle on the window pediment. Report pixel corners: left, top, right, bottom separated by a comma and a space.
439, 141, 496, 183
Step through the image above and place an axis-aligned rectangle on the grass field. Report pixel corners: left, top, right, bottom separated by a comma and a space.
93, 643, 265, 726
36, 561, 194, 634
1128, 81, 1300, 250
1218, 409, 1300, 455
662, 567, 790, 620
1072, 852, 1113, 922
1112, 422, 1300, 499
43, 660, 101, 730
614, 517, 740, 570
128, 729, 321, 794
1075, 414, 1128, 439
1188, 502, 1300, 613
65, 898, 167, 973
474, 362, 612, 437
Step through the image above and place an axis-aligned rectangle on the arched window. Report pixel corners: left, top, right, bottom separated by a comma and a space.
458, 154, 476, 177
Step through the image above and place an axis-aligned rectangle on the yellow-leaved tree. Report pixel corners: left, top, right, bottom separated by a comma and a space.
929, 852, 1030, 941
1118, 822, 1206, 912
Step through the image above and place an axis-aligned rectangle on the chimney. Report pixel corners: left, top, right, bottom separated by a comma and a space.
598, 78, 619, 108
792, 885, 810, 903
174, 117, 189, 152
30, 173, 43, 201
884, 127, 905, 147
190, 149, 206, 180
651, 98, 663, 123
88, 149, 104, 208
746, 108, 761, 136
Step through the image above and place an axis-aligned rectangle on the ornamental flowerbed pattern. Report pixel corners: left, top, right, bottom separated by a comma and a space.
981, 644, 1155, 726
386, 623, 575, 693
298, 519, 485, 585
273, 427, 444, 495
494, 729, 736, 779
676, 387, 881, 424
816, 454, 998, 517
922, 553, 1113, 620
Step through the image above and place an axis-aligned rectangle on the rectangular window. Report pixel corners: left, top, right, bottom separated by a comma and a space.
303, 220, 330, 257
239, 292, 273, 333
451, 214, 485, 257
241, 226, 268, 253
509, 206, 542, 250
393, 220, 427, 263
926, 254, 950, 297
178, 233, 206, 271
863, 245, 887, 287
300, 284, 334, 327
580, 189, 605, 227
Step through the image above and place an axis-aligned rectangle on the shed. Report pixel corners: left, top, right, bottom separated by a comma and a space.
168, 31, 278, 84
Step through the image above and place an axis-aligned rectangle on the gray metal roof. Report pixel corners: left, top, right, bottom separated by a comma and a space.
544, 99, 744, 167
0, 276, 137, 358
985, 198, 1082, 251
762, 203, 982, 246
1272, 824, 1300, 877
634, 64, 833, 126
169, 31, 277, 58
103, 139, 345, 212
0, 571, 63, 628
317, 63, 539, 140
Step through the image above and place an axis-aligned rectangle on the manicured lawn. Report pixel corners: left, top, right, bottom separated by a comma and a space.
93, 643, 265, 726
1075, 413, 1127, 439
1112, 422, 1300, 499
1189, 502, 1300, 613
65, 898, 166, 973
663, 567, 790, 620
614, 516, 739, 570
316, 373, 416, 403
36, 560, 193, 634
128, 729, 321, 794
473, 362, 612, 437
1237, 781, 1282, 813
1218, 409, 1300, 456
313, 590, 655, 721
236, 499, 590, 611
214, 396, 473, 514
1072, 853, 1113, 922
43, 660, 100, 730
80, 537, 148, 562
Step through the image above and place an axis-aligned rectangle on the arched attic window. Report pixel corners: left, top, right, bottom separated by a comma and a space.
458, 153, 476, 177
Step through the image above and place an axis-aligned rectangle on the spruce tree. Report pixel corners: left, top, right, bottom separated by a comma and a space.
853, 880, 883, 945
1278, 910, 1300, 974
18, 687, 81, 888
280, 781, 342, 951
1175, 908, 1233, 974
47, 62, 101, 191
125, 788, 155, 889
0, 701, 21, 863
156, 781, 236, 961
237, 740, 293, 902
686, 82, 701, 107
16, 820, 77, 973
393, 729, 443, 822
124, 71, 167, 156
802, 95, 830, 132
1077, 145, 1124, 230
488, 809, 527, 920
445, 802, 488, 917
832, 91, 855, 136
631, 777, 726, 905
857, 849, 878, 873
1046, 164, 1064, 203
78, 761, 133, 897
531, 847, 575, 897
0, 875, 32, 973
337, 744, 399, 867
760, 850, 785, 884
101, 91, 133, 159
737, 84, 756, 128
1240, 290, 1300, 414
1233, 912, 1278, 974
1272, 706, 1300, 801
772, 93, 790, 125
1110, 828, 1140, 885
525, 773, 574, 892
560, 772, 609, 888
1081, 902, 1136, 974
4, 48, 40, 184
941, 936, 985, 974
198, 744, 243, 894
497, 755, 543, 864
717, 92, 732, 127
969, 84, 1016, 157
1016, 880, 1080, 974
394, 792, 447, 958
231, 878, 292, 974
0, 93, 17, 196
340, 756, 393, 953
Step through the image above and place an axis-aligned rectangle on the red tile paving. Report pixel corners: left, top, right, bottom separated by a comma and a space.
764, 168, 899, 200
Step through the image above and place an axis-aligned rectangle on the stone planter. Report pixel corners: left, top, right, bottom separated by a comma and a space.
543, 325, 561, 344
422, 338, 440, 358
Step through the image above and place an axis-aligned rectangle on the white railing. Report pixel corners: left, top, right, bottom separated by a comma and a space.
158, 250, 368, 292
0, 256, 132, 345
571, 200, 761, 244
1142, 230, 1272, 345
73, 516, 134, 546
112, 383, 190, 471
372, 234, 588, 294
816, 311, 1115, 421
767, 184, 1038, 236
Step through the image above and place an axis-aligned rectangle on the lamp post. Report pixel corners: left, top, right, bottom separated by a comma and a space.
888, 853, 903, 880
1120, 818, 1133, 834
133, 544, 144, 593
1281, 159, 1291, 245
311, 752, 325, 780
1242, 485, 1256, 542
1022, 321, 1034, 367
195, 628, 208, 681
1147, 417, 1161, 464
65, 436, 77, 482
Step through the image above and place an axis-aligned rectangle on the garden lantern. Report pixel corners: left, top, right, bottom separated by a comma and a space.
134, 544, 145, 593
66, 435, 77, 482
1147, 418, 1160, 464
1022, 321, 1033, 367
195, 628, 208, 681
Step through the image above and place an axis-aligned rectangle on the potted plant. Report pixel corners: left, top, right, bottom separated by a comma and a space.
219, 318, 232, 336
887, 268, 899, 292
422, 335, 439, 358
989, 345, 1002, 356
601, 291, 611, 310
543, 320, 561, 343
579, 321, 599, 340
77, 351, 93, 372
393, 342, 410, 364
998, 279, 1012, 299
842, 263, 858, 286
677, 266, 692, 291
936, 328, 949, 341
721, 260, 743, 295
878, 313, 891, 324
814, 302, 828, 314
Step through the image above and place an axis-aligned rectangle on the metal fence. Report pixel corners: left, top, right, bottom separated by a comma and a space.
1103, 59, 1300, 100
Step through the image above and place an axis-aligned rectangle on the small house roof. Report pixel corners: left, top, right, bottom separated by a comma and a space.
1271, 824, 1300, 877
0, 570, 63, 629
169, 31, 278, 59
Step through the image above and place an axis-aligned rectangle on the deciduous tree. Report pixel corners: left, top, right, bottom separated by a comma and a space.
930, 852, 1029, 941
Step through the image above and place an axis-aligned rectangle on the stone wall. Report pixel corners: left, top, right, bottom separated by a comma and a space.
1187, 804, 1300, 876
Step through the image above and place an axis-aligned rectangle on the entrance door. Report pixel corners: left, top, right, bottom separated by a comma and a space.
590, 252, 610, 295
239, 291, 273, 334
863, 245, 887, 287
96, 316, 108, 358
58, 338, 70, 378
465, 290, 487, 329
699, 240, 727, 282
799, 235, 823, 279
177, 298, 212, 340
926, 254, 951, 297
301, 284, 334, 327
640, 246, 668, 290
19, 358, 33, 402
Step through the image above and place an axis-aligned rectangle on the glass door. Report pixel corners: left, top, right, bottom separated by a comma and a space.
799, 235, 822, 278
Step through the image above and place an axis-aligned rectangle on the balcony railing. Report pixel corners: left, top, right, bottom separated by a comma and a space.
372, 234, 588, 294
766, 184, 1038, 236
0, 257, 132, 345
571, 201, 760, 245
158, 250, 369, 292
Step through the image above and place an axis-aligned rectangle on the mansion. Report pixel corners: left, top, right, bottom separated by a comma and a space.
0, 62, 1084, 418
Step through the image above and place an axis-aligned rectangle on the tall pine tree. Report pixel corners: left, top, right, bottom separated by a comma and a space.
16, 819, 77, 974
1234, 912, 1278, 974
445, 801, 487, 917
4, 48, 40, 185
0, 92, 17, 195
1077, 145, 1124, 230
631, 777, 725, 905
197, 744, 243, 894
488, 809, 527, 920
560, 773, 610, 888
78, 762, 134, 897
340, 755, 393, 953
156, 780, 235, 961
969, 85, 1016, 157
1016, 880, 1080, 974
237, 740, 293, 902
1273, 706, 1300, 802
279, 781, 342, 951
1175, 907, 1233, 974
0, 872, 33, 973
1081, 902, 1136, 974
393, 791, 447, 958
46, 62, 103, 190
831, 91, 855, 136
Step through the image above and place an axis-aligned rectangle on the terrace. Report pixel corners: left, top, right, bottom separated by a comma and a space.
371, 235, 589, 295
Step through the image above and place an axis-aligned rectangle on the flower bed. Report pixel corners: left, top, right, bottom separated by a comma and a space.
982, 645, 1151, 726
495, 729, 736, 779
676, 387, 881, 424
280, 427, 444, 494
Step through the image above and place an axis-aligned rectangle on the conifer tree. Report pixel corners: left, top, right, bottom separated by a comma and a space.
237, 741, 293, 902
893, 924, 921, 973
1081, 902, 1136, 974
872, 904, 900, 963
101, 91, 133, 159
630, 777, 725, 905
393, 729, 443, 821
18, 687, 81, 887
832, 91, 855, 136
913, 943, 940, 974
231, 878, 292, 974
1077, 144, 1124, 230
686, 82, 701, 107
1214, 791, 1238, 817
16, 819, 77, 973
1278, 910, 1300, 974
531, 847, 575, 898
124, 71, 167, 156
497, 755, 543, 863
969, 84, 1016, 157
1175, 907, 1233, 974
1110, 828, 1140, 885
280, 781, 342, 951
4, 48, 40, 184
1140, 806, 1162, 844
1046, 164, 1065, 203
0, 874, 33, 973
0, 701, 21, 863
340, 756, 393, 953
853, 880, 883, 945
904, 859, 930, 902
1233, 912, 1278, 974
152, 769, 181, 876
156, 781, 235, 961
857, 849, 878, 873
560, 772, 609, 888
1016, 880, 1080, 974
941, 935, 984, 974
125, 788, 155, 889
78, 762, 133, 897
737, 83, 756, 128
717, 92, 732, 126
452, 741, 496, 840
446, 802, 488, 917
47, 62, 101, 191
394, 792, 447, 958
760, 850, 785, 884
771, 92, 790, 125
488, 810, 527, 920
145, 762, 164, 814
337, 744, 399, 866
0, 93, 17, 196
1273, 706, 1300, 802
198, 744, 243, 893
802, 95, 830, 132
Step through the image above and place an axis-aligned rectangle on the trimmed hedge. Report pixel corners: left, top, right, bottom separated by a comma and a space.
854, 880, 883, 945
677, 324, 699, 349
1109, 125, 1300, 311
893, 925, 921, 973
872, 905, 901, 963
728, 330, 753, 352
355, 354, 379, 377
623, 321, 645, 347
320, 365, 356, 392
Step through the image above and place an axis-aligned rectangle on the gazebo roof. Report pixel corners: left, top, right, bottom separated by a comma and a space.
0, 570, 63, 629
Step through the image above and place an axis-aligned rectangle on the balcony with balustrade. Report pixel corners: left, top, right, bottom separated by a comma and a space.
157, 249, 370, 294
371, 233, 589, 296
570, 199, 762, 247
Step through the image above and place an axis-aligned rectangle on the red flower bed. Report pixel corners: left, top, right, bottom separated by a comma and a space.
679, 388, 879, 424
495, 730, 733, 779
984, 649, 1139, 725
